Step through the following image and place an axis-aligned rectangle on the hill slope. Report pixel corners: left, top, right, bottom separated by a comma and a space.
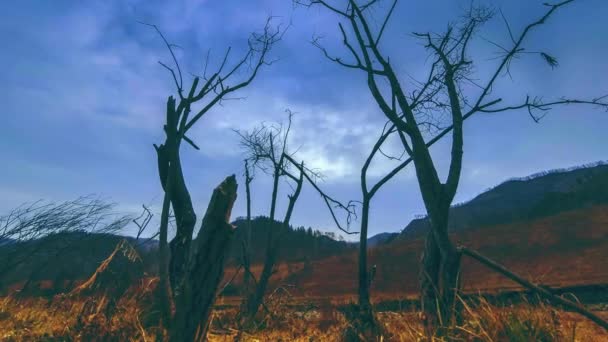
400, 161, 608, 239
263, 205, 608, 298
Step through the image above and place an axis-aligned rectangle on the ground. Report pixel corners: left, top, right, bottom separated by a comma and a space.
1, 291, 607, 341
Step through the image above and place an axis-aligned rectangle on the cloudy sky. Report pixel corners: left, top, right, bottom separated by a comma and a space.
1, 0, 607, 240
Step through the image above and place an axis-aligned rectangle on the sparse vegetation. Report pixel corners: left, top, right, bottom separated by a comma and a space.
1, 290, 606, 341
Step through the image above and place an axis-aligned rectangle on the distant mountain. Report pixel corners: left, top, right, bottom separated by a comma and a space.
367, 232, 398, 247
399, 161, 608, 239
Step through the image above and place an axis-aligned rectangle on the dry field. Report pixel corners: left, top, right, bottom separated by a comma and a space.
1, 288, 607, 341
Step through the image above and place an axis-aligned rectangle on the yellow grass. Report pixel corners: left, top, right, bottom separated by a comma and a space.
1, 291, 606, 341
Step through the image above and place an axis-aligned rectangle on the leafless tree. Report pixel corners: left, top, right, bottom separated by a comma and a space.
297, 0, 608, 335
236, 111, 305, 325
236, 111, 357, 326
241, 160, 255, 296
348, 121, 412, 334
142, 17, 284, 341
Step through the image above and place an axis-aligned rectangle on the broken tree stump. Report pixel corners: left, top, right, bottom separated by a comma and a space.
72, 239, 143, 299
71, 239, 143, 325
170, 174, 238, 342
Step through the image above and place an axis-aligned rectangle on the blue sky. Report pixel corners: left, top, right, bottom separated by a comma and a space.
1, 0, 607, 240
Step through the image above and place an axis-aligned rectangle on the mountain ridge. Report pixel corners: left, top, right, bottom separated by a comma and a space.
398, 160, 608, 239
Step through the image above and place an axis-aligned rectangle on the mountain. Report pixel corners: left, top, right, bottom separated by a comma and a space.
399, 161, 608, 239
367, 232, 398, 247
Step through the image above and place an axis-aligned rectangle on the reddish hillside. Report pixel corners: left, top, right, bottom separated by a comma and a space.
242, 204, 608, 300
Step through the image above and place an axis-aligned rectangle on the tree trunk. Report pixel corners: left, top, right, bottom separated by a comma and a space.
242, 165, 282, 322
170, 175, 238, 342
167, 148, 197, 293
244, 235, 276, 321
358, 199, 371, 310
243, 162, 253, 293
243, 163, 303, 324
420, 214, 461, 336
157, 194, 173, 326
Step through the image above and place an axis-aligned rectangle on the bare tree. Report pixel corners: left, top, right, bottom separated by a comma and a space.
297, 0, 608, 335
236, 111, 357, 326
349, 121, 413, 335
142, 17, 283, 341
236, 111, 305, 325
241, 160, 255, 296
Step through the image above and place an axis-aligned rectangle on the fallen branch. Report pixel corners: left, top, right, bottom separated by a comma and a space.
459, 246, 608, 332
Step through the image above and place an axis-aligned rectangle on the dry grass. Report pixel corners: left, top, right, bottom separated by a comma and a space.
0, 278, 163, 341
1, 289, 606, 341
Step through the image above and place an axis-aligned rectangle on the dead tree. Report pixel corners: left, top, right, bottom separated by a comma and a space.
171, 175, 238, 341
142, 18, 283, 341
352, 121, 413, 334
236, 111, 305, 324
236, 111, 356, 325
297, 0, 608, 333
241, 160, 255, 296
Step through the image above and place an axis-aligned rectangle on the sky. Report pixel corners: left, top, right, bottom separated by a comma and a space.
0, 0, 607, 240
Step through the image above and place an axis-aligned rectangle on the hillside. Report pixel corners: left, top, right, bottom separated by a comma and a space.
254, 204, 608, 299
400, 161, 608, 239
227, 216, 353, 265
366, 232, 398, 247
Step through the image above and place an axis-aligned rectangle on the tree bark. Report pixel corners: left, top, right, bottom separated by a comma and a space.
167, 146, 197, 293
420, 213, 462, 335
243, 161, 253, 293
170, 175, 238, 342
358, 199, 371, 310
244, 162, 303, 323
243, 164, 281, 321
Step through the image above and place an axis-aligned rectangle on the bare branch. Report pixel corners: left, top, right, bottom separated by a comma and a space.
294, 0, 351, 17
479, 96, 608, 122
0, 196, 131, 275
133, 205, 154, 241
283, 153, 358, 235
138, 21, 184, 98
184, 18, 285, 133
376, 0, 398, 45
